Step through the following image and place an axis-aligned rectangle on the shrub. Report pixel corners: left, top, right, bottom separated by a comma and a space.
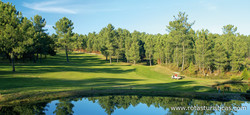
189, 63, 195, 75
241, 68, 249, 80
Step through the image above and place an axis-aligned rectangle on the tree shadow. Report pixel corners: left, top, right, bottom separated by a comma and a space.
0, 77, 142, 94
0, 53, 133, 76
0, 76, 213, 95
130, 81, 214, 92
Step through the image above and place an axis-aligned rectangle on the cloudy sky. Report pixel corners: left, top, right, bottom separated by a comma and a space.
3, 0, 250, 35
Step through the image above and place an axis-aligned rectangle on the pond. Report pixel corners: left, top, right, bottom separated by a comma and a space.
0, 95, 249, 115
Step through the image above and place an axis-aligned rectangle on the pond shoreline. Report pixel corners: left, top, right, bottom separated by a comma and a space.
1, 89, 249, 106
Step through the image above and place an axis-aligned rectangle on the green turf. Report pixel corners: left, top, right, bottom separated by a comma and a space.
0, 52, 229, 98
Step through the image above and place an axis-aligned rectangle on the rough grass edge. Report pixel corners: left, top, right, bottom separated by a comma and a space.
0, 89, 249, 106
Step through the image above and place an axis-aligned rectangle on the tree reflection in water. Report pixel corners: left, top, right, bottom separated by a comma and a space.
0, 95, 248, 115
53, 99, 74, 115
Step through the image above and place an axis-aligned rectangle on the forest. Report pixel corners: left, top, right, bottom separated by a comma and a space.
0, 1, 249, 78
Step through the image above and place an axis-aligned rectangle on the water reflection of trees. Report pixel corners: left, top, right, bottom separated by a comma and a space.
0, 95, 247, 115
0, 102, 47, 115
53, 99, 74, 115
87, 96, 246, 115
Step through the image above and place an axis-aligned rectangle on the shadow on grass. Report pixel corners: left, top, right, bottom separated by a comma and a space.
0, 53, 132, 76
0, 77, 142, 94
0, 76, 211, 95
130, 81, 214, 92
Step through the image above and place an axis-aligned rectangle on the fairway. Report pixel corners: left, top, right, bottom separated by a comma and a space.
0, 52, 228, 99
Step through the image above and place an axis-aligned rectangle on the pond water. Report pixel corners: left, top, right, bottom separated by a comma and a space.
0, 95, 249, 115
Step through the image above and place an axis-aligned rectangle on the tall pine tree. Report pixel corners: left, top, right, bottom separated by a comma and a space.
53, 17, 74, 62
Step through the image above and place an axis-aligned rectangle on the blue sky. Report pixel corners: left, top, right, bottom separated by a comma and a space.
2, 0, 250, 35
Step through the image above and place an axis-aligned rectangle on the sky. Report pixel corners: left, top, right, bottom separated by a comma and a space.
2, 0, 250, 35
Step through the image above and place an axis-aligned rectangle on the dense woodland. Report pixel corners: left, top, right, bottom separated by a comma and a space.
0, 2, 249, 77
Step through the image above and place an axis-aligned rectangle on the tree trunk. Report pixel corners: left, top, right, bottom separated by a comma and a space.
33, 53, 36, 63
22, 54, 25, 63
165, 53, 168, 65
209, 66, 212, 74
149, 56, 152, 66
65, 46, 69, 62
134, 60, 136, 64
198, 63, 201, 72
181, 42, 185, 71
106, 55, 107, 61
203, 65, 205, 75
45, 54, 47, 59
11, 52, 15, 72
177, 61, 179, 68
36, 52, 39, 62
218, 65, 221, 74
110, 56, 112, 64
6, 53, 11, 63
175, 46, 178, 68
29, 54, 32, 62
40, 54, 42, 63
117, 55, 119, 63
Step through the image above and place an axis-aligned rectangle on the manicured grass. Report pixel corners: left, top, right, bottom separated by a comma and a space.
0, 52, 229, 99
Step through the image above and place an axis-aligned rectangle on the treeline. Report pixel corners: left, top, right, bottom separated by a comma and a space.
1, 1, 249, 75
73, 13, 249, 75
0, 2, 56, 71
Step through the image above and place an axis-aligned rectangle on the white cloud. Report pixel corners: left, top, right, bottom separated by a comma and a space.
199, 0, 217, 11
23, 0, 124, 14
23, 0, 77, 14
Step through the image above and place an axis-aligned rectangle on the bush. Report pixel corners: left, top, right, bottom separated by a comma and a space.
241, 68, 249, 80
189, 63, 195, 75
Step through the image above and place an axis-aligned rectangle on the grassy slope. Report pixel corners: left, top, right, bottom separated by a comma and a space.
0, 52, 228, 98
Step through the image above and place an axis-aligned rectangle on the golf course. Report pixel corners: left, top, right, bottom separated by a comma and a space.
2, 52, 246, 103
1, 1, 250, 114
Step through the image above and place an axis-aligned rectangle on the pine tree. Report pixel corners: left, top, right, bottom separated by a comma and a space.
115, 28, 126, 63
189, 62, 195, 75
53, 17, 74, 62
31, 15, 47, 62
125, 37, 132, 63
163, 34, 172, 64
222, 24, 237, 71
154, 34, 165, 64
130, 38, 140, 64
0, 2, 22, 72
105, 24, 116, 64
231, 35, 248, 71
166, 12, 195, 71
18, 17, 35, 60
125, 31, 140, 64
195, 29, 213, 75
144, 35, 154, 66
86, 32, 94, 52
214, 39, 227, 73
